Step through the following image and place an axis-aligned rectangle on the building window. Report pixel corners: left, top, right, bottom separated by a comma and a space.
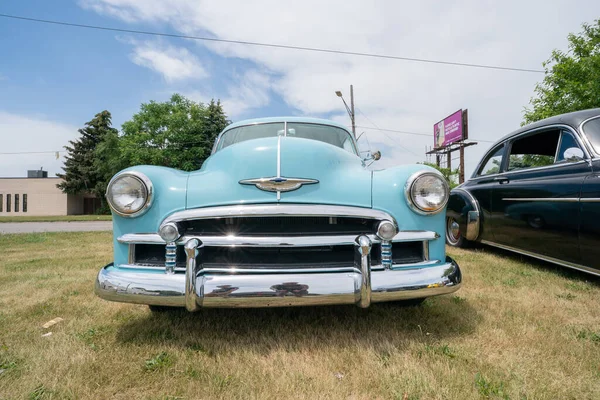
6, 194, 11, 212
14, 194, 19, 212
23, 194, 27, 213
0, 194, 3, 212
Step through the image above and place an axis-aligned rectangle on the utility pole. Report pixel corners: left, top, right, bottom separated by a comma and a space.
350, 85, 356, 138
335, 85, 357, 139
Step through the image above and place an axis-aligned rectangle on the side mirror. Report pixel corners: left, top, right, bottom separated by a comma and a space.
563, 147, 584, 162
362, 150, 381, 166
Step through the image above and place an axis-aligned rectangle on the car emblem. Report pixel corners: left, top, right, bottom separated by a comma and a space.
239, 176, 319, 192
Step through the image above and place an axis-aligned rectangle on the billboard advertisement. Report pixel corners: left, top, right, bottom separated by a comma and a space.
434, 109, 464, 148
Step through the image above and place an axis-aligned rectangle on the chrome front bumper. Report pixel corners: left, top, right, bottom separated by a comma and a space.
95, 235, 461, 310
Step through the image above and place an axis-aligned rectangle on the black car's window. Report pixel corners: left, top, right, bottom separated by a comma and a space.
582, 117, 600, 154
555, 131, 583, 163
507, 129, 559, 171
477, 145, 504, 176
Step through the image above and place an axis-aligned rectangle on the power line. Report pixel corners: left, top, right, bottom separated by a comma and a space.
0, 13, 545, 74
0, 150, 67, 155
355, 125, 495, 143
355, 108, 420, 157
1, 126, 496, 155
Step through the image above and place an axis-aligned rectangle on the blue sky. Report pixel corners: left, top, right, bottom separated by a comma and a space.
1, 0, 599, 177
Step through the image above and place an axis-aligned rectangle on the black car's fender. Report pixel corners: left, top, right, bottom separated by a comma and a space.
447, 187, 481, 242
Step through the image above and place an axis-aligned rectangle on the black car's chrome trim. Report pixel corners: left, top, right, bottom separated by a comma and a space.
118, 231, 439, 247
470, 160, 589, 182
501, 197, 580, 202
501, 197, 600, 203
480, 240, 600, 277
579, 115, 600, 157
160, 204, 398, 228
452, 188, 481, 241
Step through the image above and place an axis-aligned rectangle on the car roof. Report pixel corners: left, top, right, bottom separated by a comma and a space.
223, 116, 351, 133
494, 108, 600, 145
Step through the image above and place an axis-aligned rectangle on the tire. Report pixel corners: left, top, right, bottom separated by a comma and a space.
446, 216, 469, 248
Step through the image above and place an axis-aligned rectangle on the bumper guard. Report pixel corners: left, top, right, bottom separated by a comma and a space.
95, 235, 462, 310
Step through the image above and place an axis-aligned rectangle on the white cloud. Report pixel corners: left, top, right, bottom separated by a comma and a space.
0, 112, 79, 178
130, 41, 207, 82
183, 70, 272, 118
82, 0, 600, 174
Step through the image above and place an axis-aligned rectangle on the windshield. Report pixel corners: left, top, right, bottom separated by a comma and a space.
216, 122, 357, 154
582, 117, 600, 154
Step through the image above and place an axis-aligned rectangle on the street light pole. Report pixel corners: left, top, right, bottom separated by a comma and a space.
335, 85, 356, 139
349, 84, 356, 138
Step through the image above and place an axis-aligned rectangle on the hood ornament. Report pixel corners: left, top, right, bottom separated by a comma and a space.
239, 176, 319, 193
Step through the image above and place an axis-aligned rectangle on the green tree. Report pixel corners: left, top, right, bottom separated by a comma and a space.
57, 111, 118, 208
420, 162, 460, 189
118, 94, 229, 171
523, 20, 600, 124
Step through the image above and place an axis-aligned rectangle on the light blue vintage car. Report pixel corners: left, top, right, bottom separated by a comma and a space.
95, 117, 462, 311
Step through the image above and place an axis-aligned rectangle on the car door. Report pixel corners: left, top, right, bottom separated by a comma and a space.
490, 127, 590, 265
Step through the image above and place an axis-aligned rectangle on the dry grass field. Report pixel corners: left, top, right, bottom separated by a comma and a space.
1, 232, 599, 399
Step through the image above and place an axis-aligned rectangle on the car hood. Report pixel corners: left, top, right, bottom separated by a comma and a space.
186, 136, 372, 208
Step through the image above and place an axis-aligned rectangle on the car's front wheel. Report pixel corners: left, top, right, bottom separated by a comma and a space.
446, 216, 469, 248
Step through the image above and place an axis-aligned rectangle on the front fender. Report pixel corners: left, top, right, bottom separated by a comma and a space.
447, 188, 480, 241
372, 165, 447, 263
110, 165, 189, 265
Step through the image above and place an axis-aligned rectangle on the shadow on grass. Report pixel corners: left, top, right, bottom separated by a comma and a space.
473, 244, 600, 284
115, 295, 479, 353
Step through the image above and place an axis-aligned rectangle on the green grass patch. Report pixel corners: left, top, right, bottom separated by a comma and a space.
0, 215, 111, 223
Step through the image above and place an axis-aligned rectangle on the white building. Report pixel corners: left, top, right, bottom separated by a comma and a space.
0, 171, 100, 216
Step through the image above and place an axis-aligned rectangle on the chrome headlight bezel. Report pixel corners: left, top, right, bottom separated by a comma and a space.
404, 170, 449, 215
105, 171, 153, 218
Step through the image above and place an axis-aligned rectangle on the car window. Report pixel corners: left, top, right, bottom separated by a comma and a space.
217, 122, 357, 154
286, 123, 357, 154
477, 145, 504, 176
218, 123, 285, 150
555, 131, 583, 163
582, 117, 600, 154
507, 129, 559, 171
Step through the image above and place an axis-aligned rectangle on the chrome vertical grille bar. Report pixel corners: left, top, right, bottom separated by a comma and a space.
165, 242, 177, 274
128, 244, 135, 265
185, 239, 204, 312
355, 235, 372, 308
423, 240, 430, 261
381, 240, 392, 269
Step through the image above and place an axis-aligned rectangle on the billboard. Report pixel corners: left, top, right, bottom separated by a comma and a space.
434, 109, 465, 148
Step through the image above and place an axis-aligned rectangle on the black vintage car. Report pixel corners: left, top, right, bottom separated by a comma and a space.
446, 108, 600, 276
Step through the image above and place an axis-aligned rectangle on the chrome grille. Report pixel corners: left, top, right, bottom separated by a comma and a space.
181, 216, 378, 237
122, 204, 433, 272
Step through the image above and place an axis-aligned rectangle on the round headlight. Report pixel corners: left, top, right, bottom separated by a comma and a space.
106, 172, 152, 217
405, 171, 449, 215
